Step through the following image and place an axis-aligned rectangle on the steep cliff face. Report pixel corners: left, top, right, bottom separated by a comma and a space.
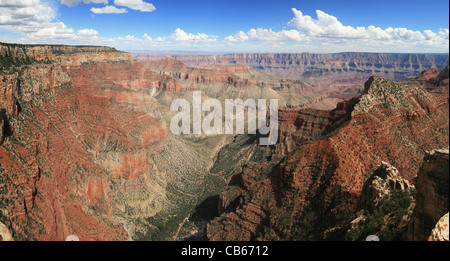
276, 97, 359, 155
0, 42, 133, 143
206, 76, 449, 241
403, 65, 449, 95
142, 58, 323, 108
134, 53, 449, 76
0, 42, 137, 240
408, 149, 449, 241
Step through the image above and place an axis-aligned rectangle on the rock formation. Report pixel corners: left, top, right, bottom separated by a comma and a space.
0, 221, 13, 241
358, 162, 413, 210
428, 213, 449, 241
408, 148, 449, 241
343, 161, 416, 241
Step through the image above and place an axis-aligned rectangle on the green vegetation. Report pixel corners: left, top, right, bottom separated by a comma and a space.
0, 167, 11, 226
346, 189, 415, 241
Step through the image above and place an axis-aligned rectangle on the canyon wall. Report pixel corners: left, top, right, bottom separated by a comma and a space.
403, 65, 449, 95
133, 53, 449, 77
408, 149, 449, 241
134, 52, 449, 99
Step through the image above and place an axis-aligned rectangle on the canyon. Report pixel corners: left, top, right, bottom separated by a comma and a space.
134, 52, 449, 104
0, 42, 449, 241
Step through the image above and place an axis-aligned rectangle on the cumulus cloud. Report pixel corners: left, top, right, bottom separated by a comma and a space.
287, 8, 449, 47
0, 0, 55, 27
0, 0, 42, 7
224, 31, 248, 42
61, 0, 108, 6
225, 8, 449, 52
77, 28, 99, 38
143, 33, 152, 41
62, 0, 156, 13
27, 22, 76, 40
226, 28, 306, 42
114, 0, 155, 12
91, 5, 128, 14
172, 28, 217, 42
2, 2, 447, 53
0, 0, 103, 45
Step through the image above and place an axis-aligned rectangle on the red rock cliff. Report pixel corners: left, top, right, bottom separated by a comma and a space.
408, 148, 449, 241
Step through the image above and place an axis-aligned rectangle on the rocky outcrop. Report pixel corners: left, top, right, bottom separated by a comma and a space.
408, 148, 449, 241
276, 96, 359, 154
0, 222, 13, 241
345, 162, 415, 241
428, 213, 449, 241
0, 73, 20, 116
0, 110, 5, 144
358, 162, 413, 210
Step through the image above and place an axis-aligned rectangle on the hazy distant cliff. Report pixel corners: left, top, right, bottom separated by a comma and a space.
134, 52, 449, 81
134, 52, 449, 103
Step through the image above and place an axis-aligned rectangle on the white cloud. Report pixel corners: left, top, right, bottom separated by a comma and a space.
226, 28, 306, 43
91, 5, 128, 14
224, 8, 449, 52
77, 28, 99, 38
172, 28, 217, 42
0, 0, 55, 27
61, 0, 108, 6
0, 0, 103, 45
2, 2, 447, 53
27, 22, 76, 40
224, 31, 248, 42
286, 8, 448, 47
143, 33, 152, 41
116, 34, 140, 41
114, 0, 155, 12
0, 0, 41, 7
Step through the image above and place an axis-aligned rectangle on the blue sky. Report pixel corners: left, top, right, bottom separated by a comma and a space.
1, 0, 449, 53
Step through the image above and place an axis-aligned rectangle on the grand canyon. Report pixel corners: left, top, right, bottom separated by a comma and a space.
0, 41, 448, 242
